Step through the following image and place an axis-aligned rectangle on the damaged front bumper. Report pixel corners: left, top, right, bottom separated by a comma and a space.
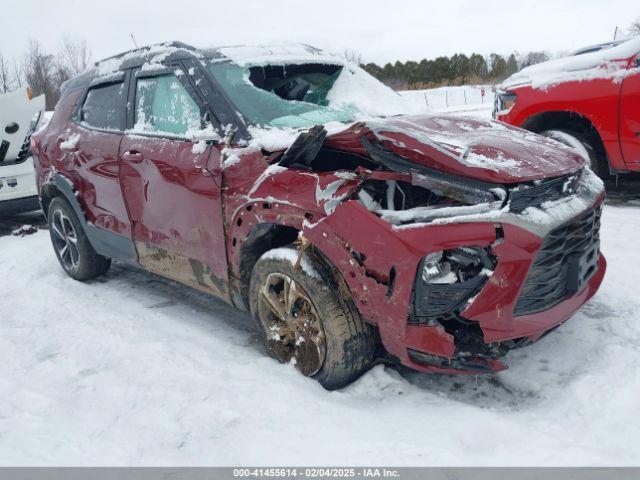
303, 167, 606, 375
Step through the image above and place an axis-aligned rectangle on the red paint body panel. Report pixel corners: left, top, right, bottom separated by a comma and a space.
326, 116, 586, 183
497, 53, 640, 172
619, 69, 640, 163
31, 47, 609, 377
117, 135, 228, 285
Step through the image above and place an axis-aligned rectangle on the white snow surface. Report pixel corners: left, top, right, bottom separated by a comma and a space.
1, 203, 640, 465
59, 133, 81, 150
400, 85, 495, 113
502, 36, 640, 90
219, 44, 416, 117
261, 247, 321, 280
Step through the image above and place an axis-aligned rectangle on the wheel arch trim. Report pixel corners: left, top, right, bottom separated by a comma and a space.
43, 173, 137, 263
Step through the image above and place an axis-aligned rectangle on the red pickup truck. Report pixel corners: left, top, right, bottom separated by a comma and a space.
494, 37, 640, 179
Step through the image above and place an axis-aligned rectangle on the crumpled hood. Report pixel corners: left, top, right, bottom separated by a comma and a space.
324, 115, 586, 184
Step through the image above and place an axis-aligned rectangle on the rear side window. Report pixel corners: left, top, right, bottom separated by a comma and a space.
134, 74, 201, 136
81, 82, 126, 131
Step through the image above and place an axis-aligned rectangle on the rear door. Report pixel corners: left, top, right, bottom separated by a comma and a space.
620, 56, 640, 163
66, 75, 132, 237
118, 64, 229, 300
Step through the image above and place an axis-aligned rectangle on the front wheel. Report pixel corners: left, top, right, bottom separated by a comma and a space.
48, 196, 111, 281
249, 246, 376, 390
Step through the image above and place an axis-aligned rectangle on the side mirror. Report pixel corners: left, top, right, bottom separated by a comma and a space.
635, 56, 640, 68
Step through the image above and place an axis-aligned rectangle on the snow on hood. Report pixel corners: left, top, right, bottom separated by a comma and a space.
502, 36, 640, 90
325, 115, 586, 183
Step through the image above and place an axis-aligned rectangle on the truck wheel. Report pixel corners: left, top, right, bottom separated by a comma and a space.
48, 196, 111, 281
249, 246, 375, 390
541, 129, 609, 179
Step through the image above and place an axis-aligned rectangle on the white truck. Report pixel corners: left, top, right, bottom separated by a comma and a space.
0, 88, 46, 215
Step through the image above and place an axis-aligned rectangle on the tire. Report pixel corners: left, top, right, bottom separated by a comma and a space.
541, 129, 610, 179
249, 246, 375, 390
48, 196, 111, 281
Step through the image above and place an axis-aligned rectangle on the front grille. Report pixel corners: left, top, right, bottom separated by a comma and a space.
514, 206, 601, 316
509, 174, 579, 213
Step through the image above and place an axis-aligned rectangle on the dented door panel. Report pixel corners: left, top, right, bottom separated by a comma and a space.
119, 135, 229, 300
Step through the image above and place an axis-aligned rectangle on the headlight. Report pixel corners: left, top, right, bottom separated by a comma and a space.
496, 91, 517, 115
411, 247, 496, 324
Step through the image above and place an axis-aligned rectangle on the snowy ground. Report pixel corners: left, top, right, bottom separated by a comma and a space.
1, 199, 639, 466
2, 101, 640, 466
400, 85, 495, 114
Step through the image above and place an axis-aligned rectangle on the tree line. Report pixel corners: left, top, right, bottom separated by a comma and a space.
356, 17, 640, 90
0, 37, 91, 109
3, 16, 639, 108
358, 51, 552, 90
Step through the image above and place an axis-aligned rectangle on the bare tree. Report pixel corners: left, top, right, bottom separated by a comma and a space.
12, 59, 23, 88
629, 17, 640, 36
57, 36, 92, 77
0, 54, 11, 93
22, 40, 58, 108
343, 49, 363, 66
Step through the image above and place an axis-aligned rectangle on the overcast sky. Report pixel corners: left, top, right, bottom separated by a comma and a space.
3, 0, 638, 65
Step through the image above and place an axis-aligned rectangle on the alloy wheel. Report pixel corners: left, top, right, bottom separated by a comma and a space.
258, 272, 327, 376
51, 209, 80, 270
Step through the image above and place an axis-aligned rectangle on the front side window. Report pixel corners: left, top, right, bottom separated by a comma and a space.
134, 74, 201, 136
81, 82, 126, 131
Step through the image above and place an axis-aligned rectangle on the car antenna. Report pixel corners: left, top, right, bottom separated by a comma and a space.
130, 33, 138, 48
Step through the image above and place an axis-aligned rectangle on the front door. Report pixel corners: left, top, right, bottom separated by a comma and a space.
620, 57, 640, 164
118, 66, 229, 300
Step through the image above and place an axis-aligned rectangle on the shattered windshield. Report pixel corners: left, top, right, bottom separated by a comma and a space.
207, 61, 356, 128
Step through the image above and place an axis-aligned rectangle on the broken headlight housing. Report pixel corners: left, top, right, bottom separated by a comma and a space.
411, 247, 496, 325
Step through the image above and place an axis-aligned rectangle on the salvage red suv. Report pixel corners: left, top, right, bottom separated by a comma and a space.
31, 42, 606, 389
494, 37, 640, 179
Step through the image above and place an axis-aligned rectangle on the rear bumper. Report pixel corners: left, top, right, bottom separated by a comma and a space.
0, 195, 40, 215
1, 157, 38, 204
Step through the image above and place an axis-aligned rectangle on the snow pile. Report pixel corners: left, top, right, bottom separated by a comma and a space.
59, 133, 81, 150
502, 36, 640, 90
217, 44, 340, 69
218, 43, 416, 118
326, 65, 417, 117
95, 43, 201, 77
261, 247, 321, 280
392, 167, 602, 230
1, 202, 639, 465
378, 202, 498, 225
10, 225, 38, 237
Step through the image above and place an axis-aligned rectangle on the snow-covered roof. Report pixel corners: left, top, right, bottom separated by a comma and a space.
502, 36, 640, 90
214, 44, 346, 67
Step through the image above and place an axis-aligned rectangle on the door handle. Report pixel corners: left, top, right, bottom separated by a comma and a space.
122, 150, 144, 163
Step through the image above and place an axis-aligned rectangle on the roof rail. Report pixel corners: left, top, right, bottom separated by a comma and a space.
94, 41, 196, 66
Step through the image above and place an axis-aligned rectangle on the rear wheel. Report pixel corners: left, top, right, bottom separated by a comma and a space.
48, 197, 111, 281
541, 129, 609, 179
249, 246, 375, 390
